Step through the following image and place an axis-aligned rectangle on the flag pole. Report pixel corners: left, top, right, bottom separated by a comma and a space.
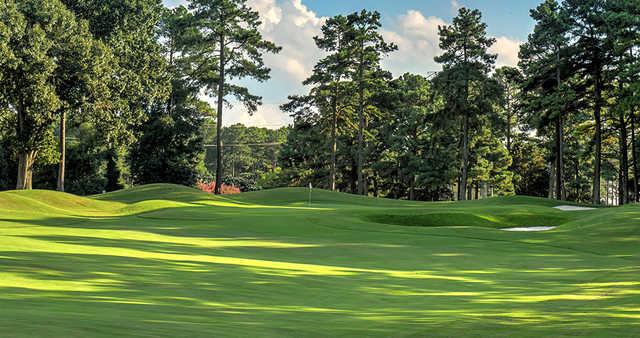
308, 182, 312, 207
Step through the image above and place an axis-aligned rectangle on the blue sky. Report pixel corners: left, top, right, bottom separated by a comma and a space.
304, 0, 539, 41
163, 0, 543, 128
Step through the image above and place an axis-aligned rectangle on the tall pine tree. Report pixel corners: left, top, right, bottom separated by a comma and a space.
433, 7, 498, 200
190, 0, 281, 194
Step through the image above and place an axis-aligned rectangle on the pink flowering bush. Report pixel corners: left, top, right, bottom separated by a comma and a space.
197, 181, 241, 195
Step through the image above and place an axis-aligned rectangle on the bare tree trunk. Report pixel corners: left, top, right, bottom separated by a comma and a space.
555, 116, 564, 200
632, 108, 639, 202
214, 34, 225, 195
620, 107, 629, 205
373, 176, 379, 198
506, 106, 512, 155
474, 183, 479, 200
330, 87, 338, 191
461, 113, 469, 200
57, 110, 66, 192
357, 48, 365, 195
460, 46, 470, 201
409, 174, 416, 201
548, 160, 556, 199
16, 151, 37, 190
575, 159, 580, 200
593, 67, 602, 204
351, 157, 358, 195
481, 182, 487, 199
555, 48, 564, 201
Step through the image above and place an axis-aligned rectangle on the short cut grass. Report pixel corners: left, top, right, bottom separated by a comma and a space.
0, 184, 638, 337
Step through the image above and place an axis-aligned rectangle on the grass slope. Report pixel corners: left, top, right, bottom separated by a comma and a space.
0, 184, 639, 337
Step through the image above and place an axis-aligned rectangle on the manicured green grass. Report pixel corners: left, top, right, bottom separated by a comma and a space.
0, 184, 639, 337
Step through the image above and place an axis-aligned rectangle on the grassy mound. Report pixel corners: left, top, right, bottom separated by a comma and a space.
0, 184, 638, 337
367, 210, 573, 229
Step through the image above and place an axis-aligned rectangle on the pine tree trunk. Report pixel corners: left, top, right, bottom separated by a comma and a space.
555, 116, 564, 200
575, 160, 580, 200
57, 110, 66, 192
330, 86, 338, 191
632, 108, 639, 202
461, 113, 469, 200
481, 182, 487, 199
460, 45, 470, 201
215, 34, 225, 195
351, 157, 358, 195
555, 48, 564, 201
507, 107, 512, 155
357, 47, 365, 195
593, 67, 602, 204
548, 160, 556, 199
409, 175, 415, 201
620, 108, 629, 205
373, 176, 379, 198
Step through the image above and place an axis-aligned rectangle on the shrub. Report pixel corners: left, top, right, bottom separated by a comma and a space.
197, 181, 241, 194
222, 175, 259, 192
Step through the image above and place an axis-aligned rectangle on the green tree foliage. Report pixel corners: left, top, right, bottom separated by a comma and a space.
303, 15, 353, 191
190, 0, 281, 194
344, 10, 397, 195
129, 7, 209, 187
519, 0, 570, 200
129, 103, 206, 186
62, 0, 170, 159
378, 74, 456, 200
493, 66, 523, 155
433, 7, 500, 200
563, 0, 615, 204
0, 0, 106, 190
278, 120, 328, 189
607, 0, 640, 204
0, 138, 10, 190
511, 136, 549, 197
105, 148, 124, 192
204, 124, 290, 184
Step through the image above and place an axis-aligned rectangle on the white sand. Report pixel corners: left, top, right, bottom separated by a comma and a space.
553, 205, 596, 211
499, 205, 595, 231
501, 226, 556, 232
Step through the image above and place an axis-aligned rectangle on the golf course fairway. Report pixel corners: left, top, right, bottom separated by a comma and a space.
0, 184, 639, 337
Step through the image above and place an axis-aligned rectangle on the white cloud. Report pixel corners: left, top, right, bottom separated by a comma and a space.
451, 1, 460, 9
251, 0, 325, 82
247, 0, 282, 29
381, 10, 522, 76
490, 36, 522, 68
225, 102, 292, 128
218, 0, 326, 128
200, 3, 521, 129
381, 10, 446, 76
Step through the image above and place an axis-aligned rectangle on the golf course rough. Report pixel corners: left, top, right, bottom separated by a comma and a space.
0, 184, 639, 337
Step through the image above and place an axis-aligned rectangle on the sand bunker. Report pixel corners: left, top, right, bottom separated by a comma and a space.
501, 226, 556, 232
553, 205, 596, 211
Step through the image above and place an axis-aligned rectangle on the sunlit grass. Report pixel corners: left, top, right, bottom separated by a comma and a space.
0, 184, 638, 336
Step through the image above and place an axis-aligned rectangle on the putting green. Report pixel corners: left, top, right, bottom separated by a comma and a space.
0, 184, 638, 337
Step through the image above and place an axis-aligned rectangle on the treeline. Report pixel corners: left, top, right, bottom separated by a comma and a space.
1, 0, 639, 205
0, 0, 281, 194
203, 123, 289, 190
276, 1, 640, 204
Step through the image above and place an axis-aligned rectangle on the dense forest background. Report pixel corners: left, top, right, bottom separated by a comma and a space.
0, 0, 638, 205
